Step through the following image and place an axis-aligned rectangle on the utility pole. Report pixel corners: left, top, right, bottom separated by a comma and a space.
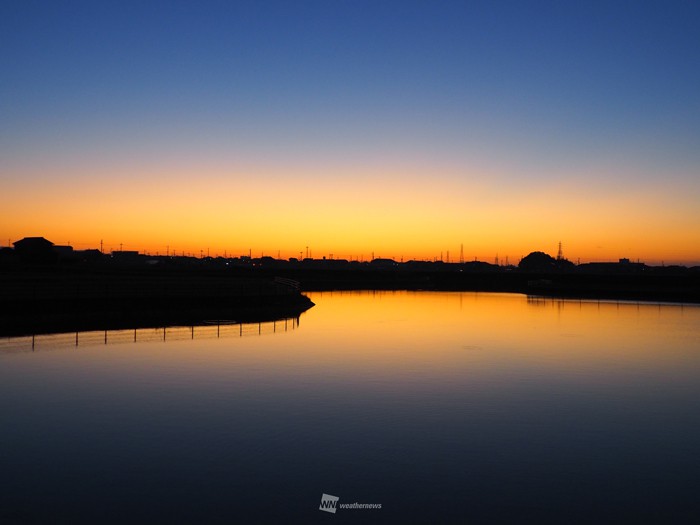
100, 239, 103, 253
460, 243, 464, 264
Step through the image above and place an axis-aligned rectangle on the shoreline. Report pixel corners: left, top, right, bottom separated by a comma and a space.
2, 265, 698, 336
0, 268, 315, 337
284, 268, 700, 304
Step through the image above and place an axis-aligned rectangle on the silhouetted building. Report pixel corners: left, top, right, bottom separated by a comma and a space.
370, 258, 398, 269
77, 249, 104, 263
111, 250, 143, 266
53, 245, 75, 261
0, 246, 17, 266
578, 261, 647, 274
13, 237, 57, 264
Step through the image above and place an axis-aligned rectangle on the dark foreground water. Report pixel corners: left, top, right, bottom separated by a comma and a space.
1, 292, 699, 524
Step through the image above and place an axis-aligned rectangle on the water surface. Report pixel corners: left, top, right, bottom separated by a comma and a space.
1, 292, 699, 523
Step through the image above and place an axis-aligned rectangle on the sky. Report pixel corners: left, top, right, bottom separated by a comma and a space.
2, 0, 699, 264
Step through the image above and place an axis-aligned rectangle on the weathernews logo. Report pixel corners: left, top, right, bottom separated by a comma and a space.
319, 493, 340, 514
319, 493, 381, 514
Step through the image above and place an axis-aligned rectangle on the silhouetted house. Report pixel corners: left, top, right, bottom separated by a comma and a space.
370, 258, 398, 269
253, 256, 285, 269
13, 237, 58, 264
78, 249, 104, 263
578, 261, 647, 274
53, 245, 75, 261
404, 260, 435, 271
462, 261, 499, 273
111, 250, 142, 266
0, 246, 18, 266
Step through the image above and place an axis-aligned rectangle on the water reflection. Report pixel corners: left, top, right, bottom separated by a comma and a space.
0, 291, 699, 523
303, 291, 700, 377
0, 317, 301, 353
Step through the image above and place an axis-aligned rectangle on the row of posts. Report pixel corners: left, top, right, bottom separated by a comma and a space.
25, 318, 299, 350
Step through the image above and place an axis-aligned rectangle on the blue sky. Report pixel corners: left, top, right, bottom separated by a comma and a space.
3, 1, 698, 171
2, 1, 699, 262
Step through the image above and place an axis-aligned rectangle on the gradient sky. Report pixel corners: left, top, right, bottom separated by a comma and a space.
2, 0, 699, 264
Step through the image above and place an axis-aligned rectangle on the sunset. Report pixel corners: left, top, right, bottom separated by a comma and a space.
2, 2, 700, 522
2, 1, 699, 264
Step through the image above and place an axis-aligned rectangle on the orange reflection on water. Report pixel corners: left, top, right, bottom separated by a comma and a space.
6, 292, 698, 392
297, 291, 700, 381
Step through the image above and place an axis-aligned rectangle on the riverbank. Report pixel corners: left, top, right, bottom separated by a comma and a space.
2, 264, 699, 336
0, 267, 314, 336
265, 267, 700, 304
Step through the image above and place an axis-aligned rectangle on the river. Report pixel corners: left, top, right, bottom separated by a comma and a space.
1, 291, 699, 523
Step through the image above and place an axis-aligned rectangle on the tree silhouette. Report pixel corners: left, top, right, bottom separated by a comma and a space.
519, 251, 575, 272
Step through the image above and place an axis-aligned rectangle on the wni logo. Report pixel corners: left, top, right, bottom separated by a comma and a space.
319, 493, 340, 514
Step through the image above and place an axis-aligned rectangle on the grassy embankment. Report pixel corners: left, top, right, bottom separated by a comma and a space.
0, 267, 314, 336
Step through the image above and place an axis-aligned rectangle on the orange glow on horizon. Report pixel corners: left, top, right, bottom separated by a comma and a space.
2, 164, 699, 265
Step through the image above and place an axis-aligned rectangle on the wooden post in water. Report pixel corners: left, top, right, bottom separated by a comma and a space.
75, 332, 78, 347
